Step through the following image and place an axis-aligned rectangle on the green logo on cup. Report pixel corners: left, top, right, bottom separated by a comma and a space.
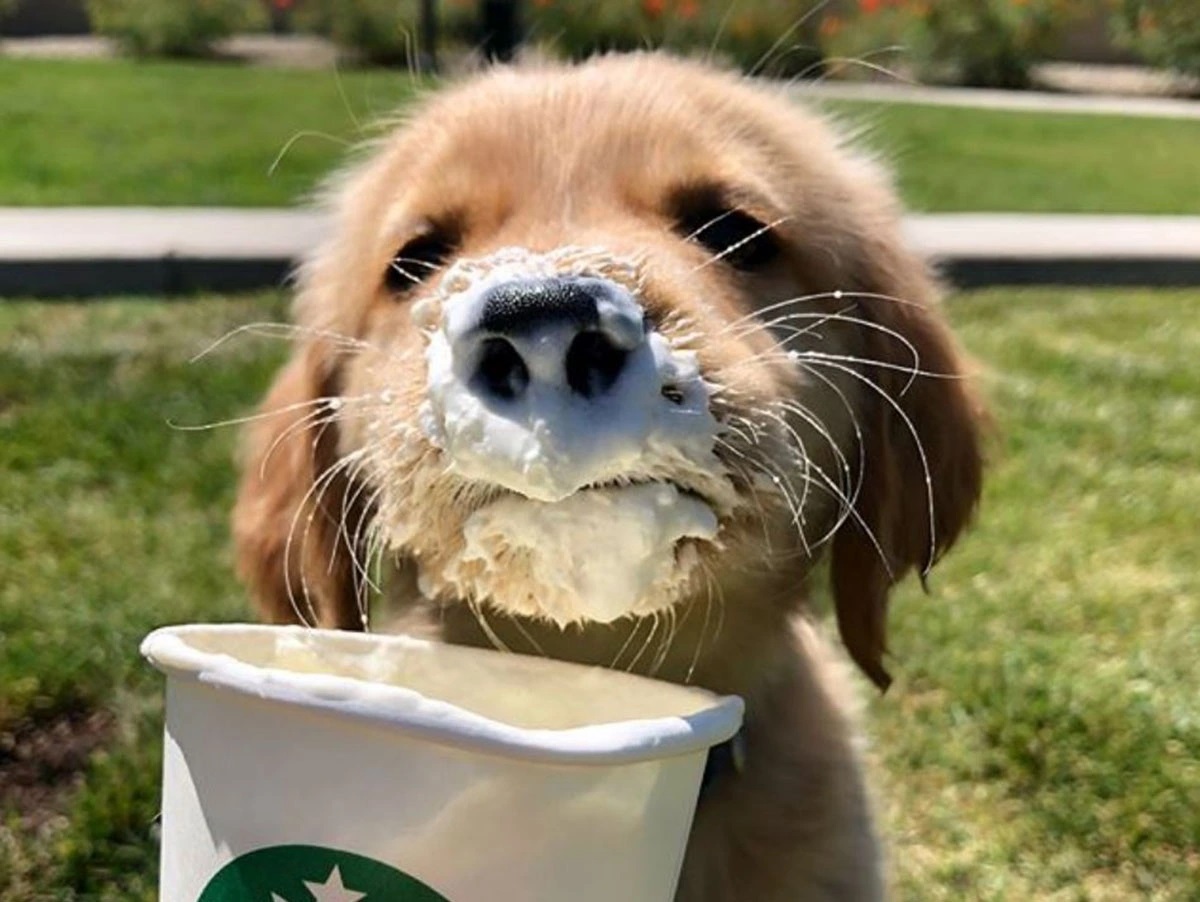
198, 844, 451, 901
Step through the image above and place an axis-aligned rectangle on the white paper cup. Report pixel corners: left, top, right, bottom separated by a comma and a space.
141, 623, 743, 902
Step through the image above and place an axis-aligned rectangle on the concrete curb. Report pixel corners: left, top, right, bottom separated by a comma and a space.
1, 209, 1198, 297
0, 258, 297, 297
790, 80, 1200, 120
906, 214, 1200, 288
0, 208, 324, 297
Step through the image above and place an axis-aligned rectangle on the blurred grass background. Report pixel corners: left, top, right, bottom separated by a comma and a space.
2, 30, 1199, 899
1, 288, 1197, 898
1, 58, 1199, 213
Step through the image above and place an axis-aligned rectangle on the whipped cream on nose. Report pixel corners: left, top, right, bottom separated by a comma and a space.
419, 248, 719, 503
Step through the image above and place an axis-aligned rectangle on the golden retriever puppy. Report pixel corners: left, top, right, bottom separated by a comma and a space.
233, 54, 985, 900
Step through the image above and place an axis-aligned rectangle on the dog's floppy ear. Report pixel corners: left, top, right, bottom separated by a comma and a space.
230, 140, 394, 629
829, 232, 987, 690
232, 340, 366, 630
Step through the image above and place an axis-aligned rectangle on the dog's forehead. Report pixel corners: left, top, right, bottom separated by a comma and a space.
381, 60, 781, 214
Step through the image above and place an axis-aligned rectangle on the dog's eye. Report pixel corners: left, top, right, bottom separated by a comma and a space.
678, 203, 781, 271
384, 231, 455, 294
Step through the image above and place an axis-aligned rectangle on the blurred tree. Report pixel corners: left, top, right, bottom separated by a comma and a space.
480, 0, 520, 62
421, 0, 438, 70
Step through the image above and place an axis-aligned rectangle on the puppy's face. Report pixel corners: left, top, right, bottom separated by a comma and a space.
237, 56, 985, 689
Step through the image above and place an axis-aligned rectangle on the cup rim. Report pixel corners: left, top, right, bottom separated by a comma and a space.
142, 623, 744, 766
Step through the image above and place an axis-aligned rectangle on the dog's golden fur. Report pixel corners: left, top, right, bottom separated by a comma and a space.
233, 54, 985, 900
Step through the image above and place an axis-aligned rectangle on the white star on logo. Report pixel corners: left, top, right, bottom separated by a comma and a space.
303, 865, 367, 902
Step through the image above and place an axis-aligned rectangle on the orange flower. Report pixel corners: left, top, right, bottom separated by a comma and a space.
642, 0, 666, 18
819, 15, 842, 37
678, 0, 699, 20
860, 0, 880, 13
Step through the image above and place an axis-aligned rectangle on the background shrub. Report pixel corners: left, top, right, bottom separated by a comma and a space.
297, 0, 476, 66
818, 1, 913, 81
528, 0, 822, 77
1114, 0, 1200, 80
295, 0, 818, 73
706, 0, 824, 75
821, 0, 1081, 89
914, 0, 1079, 88
87, 0, 265, 58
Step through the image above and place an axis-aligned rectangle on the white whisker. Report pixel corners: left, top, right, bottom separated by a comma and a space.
802, 357, 937, 574
692, 215, 794, 273
749, 0, 832, 76
471, 601, 513, 653
189, 321, 376, 364
269, 130, 352, 179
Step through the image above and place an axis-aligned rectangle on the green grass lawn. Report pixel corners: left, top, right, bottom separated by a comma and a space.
822, 100, 1200, 215
0, 58, 414, 207
1, 288, 1197, 899
2, 57, 1200, 213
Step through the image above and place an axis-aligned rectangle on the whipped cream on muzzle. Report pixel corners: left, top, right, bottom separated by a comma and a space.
415, 248, 728, 624
451, 483, 718, 624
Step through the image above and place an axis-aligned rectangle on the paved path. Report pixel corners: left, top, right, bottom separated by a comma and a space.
1, 208, 327, 261
2, 208, 1198, 296
1035, 62, 1198, 99
0, 208, 328, 296
0, 34, 339, 69
792, 80, 1200, 120
906, 213, 1200, 288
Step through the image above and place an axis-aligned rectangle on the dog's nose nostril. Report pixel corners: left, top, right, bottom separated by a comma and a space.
565, 331, 628, 398
452, 276, 645, 405
474, 337, 530, 400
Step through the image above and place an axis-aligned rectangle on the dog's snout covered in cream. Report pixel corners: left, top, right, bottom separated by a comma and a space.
419, 248, 726, 624
234, 54, 986, 901
423, 249, 720, 503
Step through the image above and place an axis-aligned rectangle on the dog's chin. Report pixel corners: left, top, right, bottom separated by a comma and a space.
426, 479, 720, 626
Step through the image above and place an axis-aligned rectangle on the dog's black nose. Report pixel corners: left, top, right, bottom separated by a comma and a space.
479, 278, 601, 335
466, 277, 644, 402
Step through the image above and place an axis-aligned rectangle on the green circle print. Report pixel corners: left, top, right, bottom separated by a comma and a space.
198, 844, 451, 901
